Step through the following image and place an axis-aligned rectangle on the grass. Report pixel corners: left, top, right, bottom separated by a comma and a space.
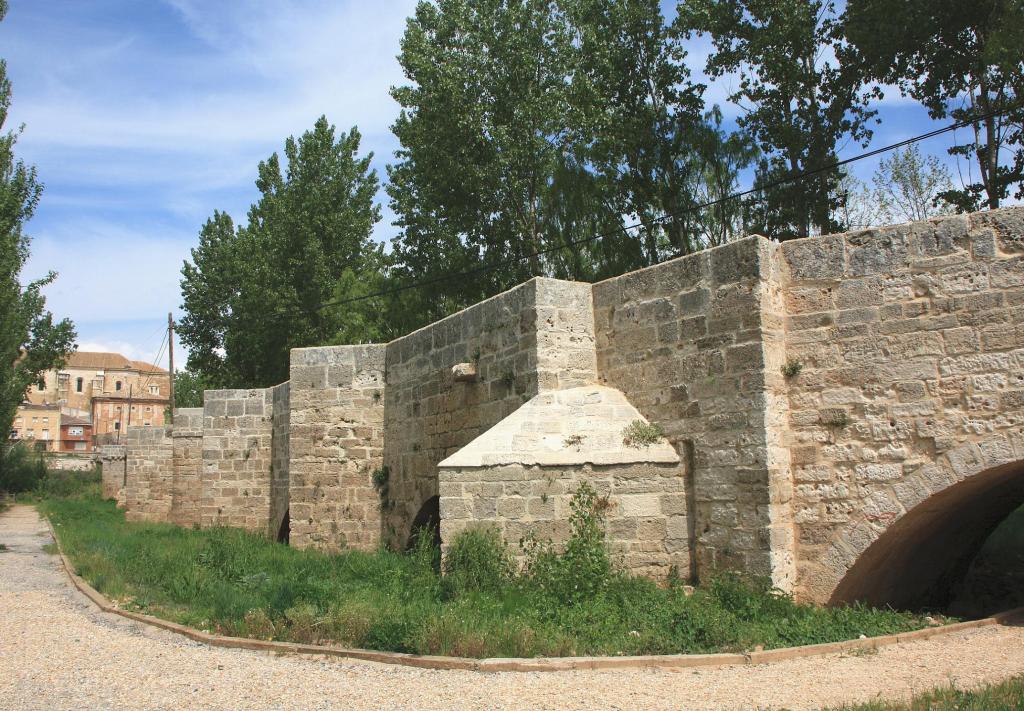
826, 675, 1024, 710
39, 483, 934, 659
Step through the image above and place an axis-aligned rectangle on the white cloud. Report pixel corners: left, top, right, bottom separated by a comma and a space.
75, 338, 167, 367
24, 221, 192, 325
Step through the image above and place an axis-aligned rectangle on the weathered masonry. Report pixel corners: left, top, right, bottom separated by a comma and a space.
122, 207, 1024, 607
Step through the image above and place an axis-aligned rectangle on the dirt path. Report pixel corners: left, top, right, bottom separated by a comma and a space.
1, 504, 1022, 711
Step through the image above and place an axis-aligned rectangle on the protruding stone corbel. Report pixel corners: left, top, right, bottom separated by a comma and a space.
452, 362, 478, 382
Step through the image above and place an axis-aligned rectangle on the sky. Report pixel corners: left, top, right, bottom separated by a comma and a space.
0, 0, 976, 369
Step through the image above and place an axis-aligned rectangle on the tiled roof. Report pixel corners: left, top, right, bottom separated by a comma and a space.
61, 415, 92, 427
63, 351, 168, 374
131, 360, 169, 374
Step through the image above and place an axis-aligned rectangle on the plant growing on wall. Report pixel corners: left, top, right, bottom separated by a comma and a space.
622, 420, 665, 447
371, 465, 391, 511
781, 358, 803, 378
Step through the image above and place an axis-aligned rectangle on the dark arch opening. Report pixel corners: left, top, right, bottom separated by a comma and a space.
276, 508, 290, 545
407, 495, 441, 555
830, 459, 1024, 613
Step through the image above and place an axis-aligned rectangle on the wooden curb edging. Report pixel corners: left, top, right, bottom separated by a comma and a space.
45, 520, 1024, 674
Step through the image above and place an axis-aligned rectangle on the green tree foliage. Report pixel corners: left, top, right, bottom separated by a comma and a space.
0, 0, 76, 467
385, 0, 754, 332
845, 0, 1024, 211
172, 368, 208, 409
679, 0, 879, 239
178, 117, 382, 387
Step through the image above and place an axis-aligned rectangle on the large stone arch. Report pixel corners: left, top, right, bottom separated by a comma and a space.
811, 432, 1024, 609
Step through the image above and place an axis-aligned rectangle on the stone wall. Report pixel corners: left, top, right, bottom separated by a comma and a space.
779, 208, 1024, 603
115, 207, 1024, 607
593, 238, 790, 586
200, 389, 275, 534
124, 426, 173, 522
288, 345, 385, 551
169, 408, 203, 527
441, 462, 688, 577
384, 277, 596, 547
439, 385, 687, 577
99, 445, 126, 501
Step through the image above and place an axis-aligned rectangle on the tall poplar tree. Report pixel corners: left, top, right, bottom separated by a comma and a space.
678, 0, 877, 239
845, 0, 1024, 211
386, 0, 749, 332
178, 118, 382, 387
0, 0, 76, 466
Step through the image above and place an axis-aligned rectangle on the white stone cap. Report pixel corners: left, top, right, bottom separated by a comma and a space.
438, 385, 680, 468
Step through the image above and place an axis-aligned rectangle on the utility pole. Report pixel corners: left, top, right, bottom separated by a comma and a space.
168, 312, 175, 422
126, 384, 133, 431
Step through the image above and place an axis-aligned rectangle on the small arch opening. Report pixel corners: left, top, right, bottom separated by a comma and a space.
276, 508, 290, 545
830, 459, 1024, 615
407, 495, 441, 560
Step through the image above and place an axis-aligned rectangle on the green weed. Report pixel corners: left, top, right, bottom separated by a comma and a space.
825, 675, 1024, 710
39, 486, 931, 659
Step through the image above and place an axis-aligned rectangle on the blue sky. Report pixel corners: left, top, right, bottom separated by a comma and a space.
1, 0, 969, 368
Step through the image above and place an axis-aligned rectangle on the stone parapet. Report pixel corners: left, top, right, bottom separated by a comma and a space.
200, 389, 275, 534
383, 277, 596, 548
169, 407, 203, 527
124, 426, 173, 522
288, 345, 384, 551
99, 445, 126, 502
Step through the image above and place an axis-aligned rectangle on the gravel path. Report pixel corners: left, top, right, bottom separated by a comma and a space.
1, 504, 1022, 711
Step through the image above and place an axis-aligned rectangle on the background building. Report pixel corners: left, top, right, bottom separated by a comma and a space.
13, 351, 171, 449
91, 394, 168, 441
28, 351, 170, 416
9, 403, 60, 451
59, 415, 93, 453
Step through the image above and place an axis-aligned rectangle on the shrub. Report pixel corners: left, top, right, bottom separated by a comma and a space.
442, 526, 515, 597
0, 444, 47, 493
524, 482, 614, 605
35, 465, 101, 499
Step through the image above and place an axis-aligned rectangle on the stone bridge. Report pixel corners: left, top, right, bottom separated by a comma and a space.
111, 207, 1024, 608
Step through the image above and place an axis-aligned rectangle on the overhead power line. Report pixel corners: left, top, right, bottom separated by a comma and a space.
267, 105, 1017, 320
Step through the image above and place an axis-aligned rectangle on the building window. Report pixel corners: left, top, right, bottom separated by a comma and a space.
37, 379, 45, 391
145, 406, 152, 413
114, 422, 120, 431
149, 385, 160, 395
116, 381, 122, 391
42, 417, 48, 425
76, 377, 83, 393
